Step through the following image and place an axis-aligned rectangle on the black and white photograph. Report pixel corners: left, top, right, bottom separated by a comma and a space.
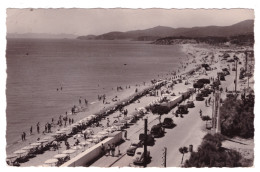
1, 1, 258, 169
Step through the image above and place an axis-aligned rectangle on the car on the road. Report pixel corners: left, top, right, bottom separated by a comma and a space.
126, 141, 143, 156
186, 100, 195, 108
139, 133, 155, 146
150, 124, 165, 138
176, 105, 188, 114
196, 93, 204, 101
133, 148, 150, 165
162, 118, 174, 128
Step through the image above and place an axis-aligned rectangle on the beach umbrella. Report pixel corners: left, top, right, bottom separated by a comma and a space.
79, 141, 91, 147
50, 133, 59, 137
54, 154, 68, 159
73, 133, 83, 138
60, 128, 70, 132
62, 149, 76, 155
97, 131, 109, 135
7, 154, 17, 159
37, 139, 49, 144
30, 142, 41, 147
44, 158, 58, 166
72, 145, 82, 150
21, 145, 34, 150
42, 136, 52, 140
123, 116, 131, 120
14, 150, 27, 157
93, 138, 100, 143
120, 119, 127, 123
86, 138, 93, 143
6, 154, 18, 164
90, 115, 96, 118
56, 130, 66, 135
113, 123, 123, 126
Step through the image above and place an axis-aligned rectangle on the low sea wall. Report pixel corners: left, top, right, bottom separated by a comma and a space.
61, 131, 123, 167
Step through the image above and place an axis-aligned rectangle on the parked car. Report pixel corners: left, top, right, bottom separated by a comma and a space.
201, 90, 209, 97
133, 148, 150, 165
150, 124, 164, 138
139, 133, 155, 146
162, 118, 174, 128
186, 100, 195, 108
176, 105, 188, 114
196, 93, 204, 101
127, 141, 143, 156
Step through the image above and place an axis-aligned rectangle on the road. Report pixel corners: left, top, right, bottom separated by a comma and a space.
112, 98, 212, 167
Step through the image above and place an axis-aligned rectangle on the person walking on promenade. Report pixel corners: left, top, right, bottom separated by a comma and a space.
101, 143, 105, 155
205, 99, 207, 107
199, 109, 202, 117
106, 144, 111, 156
30, 126, 33, 135
111, 143, 115, 157
124, 130, 128, 140
208, 97, 211, 105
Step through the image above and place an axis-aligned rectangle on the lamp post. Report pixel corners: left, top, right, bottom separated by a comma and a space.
234, 55, 239, 93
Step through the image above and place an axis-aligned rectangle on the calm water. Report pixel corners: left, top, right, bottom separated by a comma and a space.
6, 38, 185, 145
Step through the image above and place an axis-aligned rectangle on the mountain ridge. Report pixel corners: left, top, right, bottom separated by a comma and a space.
77, 19, 254, 41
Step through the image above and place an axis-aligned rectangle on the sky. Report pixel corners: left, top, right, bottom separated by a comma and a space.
6, 8, 254, 36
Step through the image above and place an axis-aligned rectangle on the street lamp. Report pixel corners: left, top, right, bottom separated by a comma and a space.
233, 55, 239, 93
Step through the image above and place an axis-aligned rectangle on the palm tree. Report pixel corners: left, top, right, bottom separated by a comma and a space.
179, 146, 188, 164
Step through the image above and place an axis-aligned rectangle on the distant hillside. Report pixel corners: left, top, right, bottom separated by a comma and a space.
7, 33, 78, 39
77, 19, 254, 41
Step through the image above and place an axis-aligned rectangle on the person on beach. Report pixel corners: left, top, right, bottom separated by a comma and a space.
45, 124, 47, 133
205, 99, 207, 107
37, 124, 40, 134
199, 109, 202, 117
71, 118, 74, 124
23, 132, 26, 140
85, 99, 88, 105
84, 132, 87, 140
21, 133, 24, 141
30, 126, 32, 135
69, 118, 71, 125
79, 98, 81, 104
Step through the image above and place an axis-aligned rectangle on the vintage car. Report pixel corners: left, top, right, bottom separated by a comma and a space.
176, 105, 189, 114
162, 118, 174, 128
196, 93, 205, 101
126, 141, 143, 156
186, 100, 195, 108
133, 148, 150, 165
139, 133, 155, 146
150, 124, 165, 138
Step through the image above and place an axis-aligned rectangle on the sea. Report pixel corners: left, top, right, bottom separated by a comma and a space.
6, 38, 185, 147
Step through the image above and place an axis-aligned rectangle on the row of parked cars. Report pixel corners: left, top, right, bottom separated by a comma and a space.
127, 118, 175, 165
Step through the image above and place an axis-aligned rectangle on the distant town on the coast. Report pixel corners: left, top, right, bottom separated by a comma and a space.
5, 9, 254, 168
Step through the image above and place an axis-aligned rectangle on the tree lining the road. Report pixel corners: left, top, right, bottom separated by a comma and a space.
149, 104, 171, 124
220, 94, 254, 138
184, 133, 251, 167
